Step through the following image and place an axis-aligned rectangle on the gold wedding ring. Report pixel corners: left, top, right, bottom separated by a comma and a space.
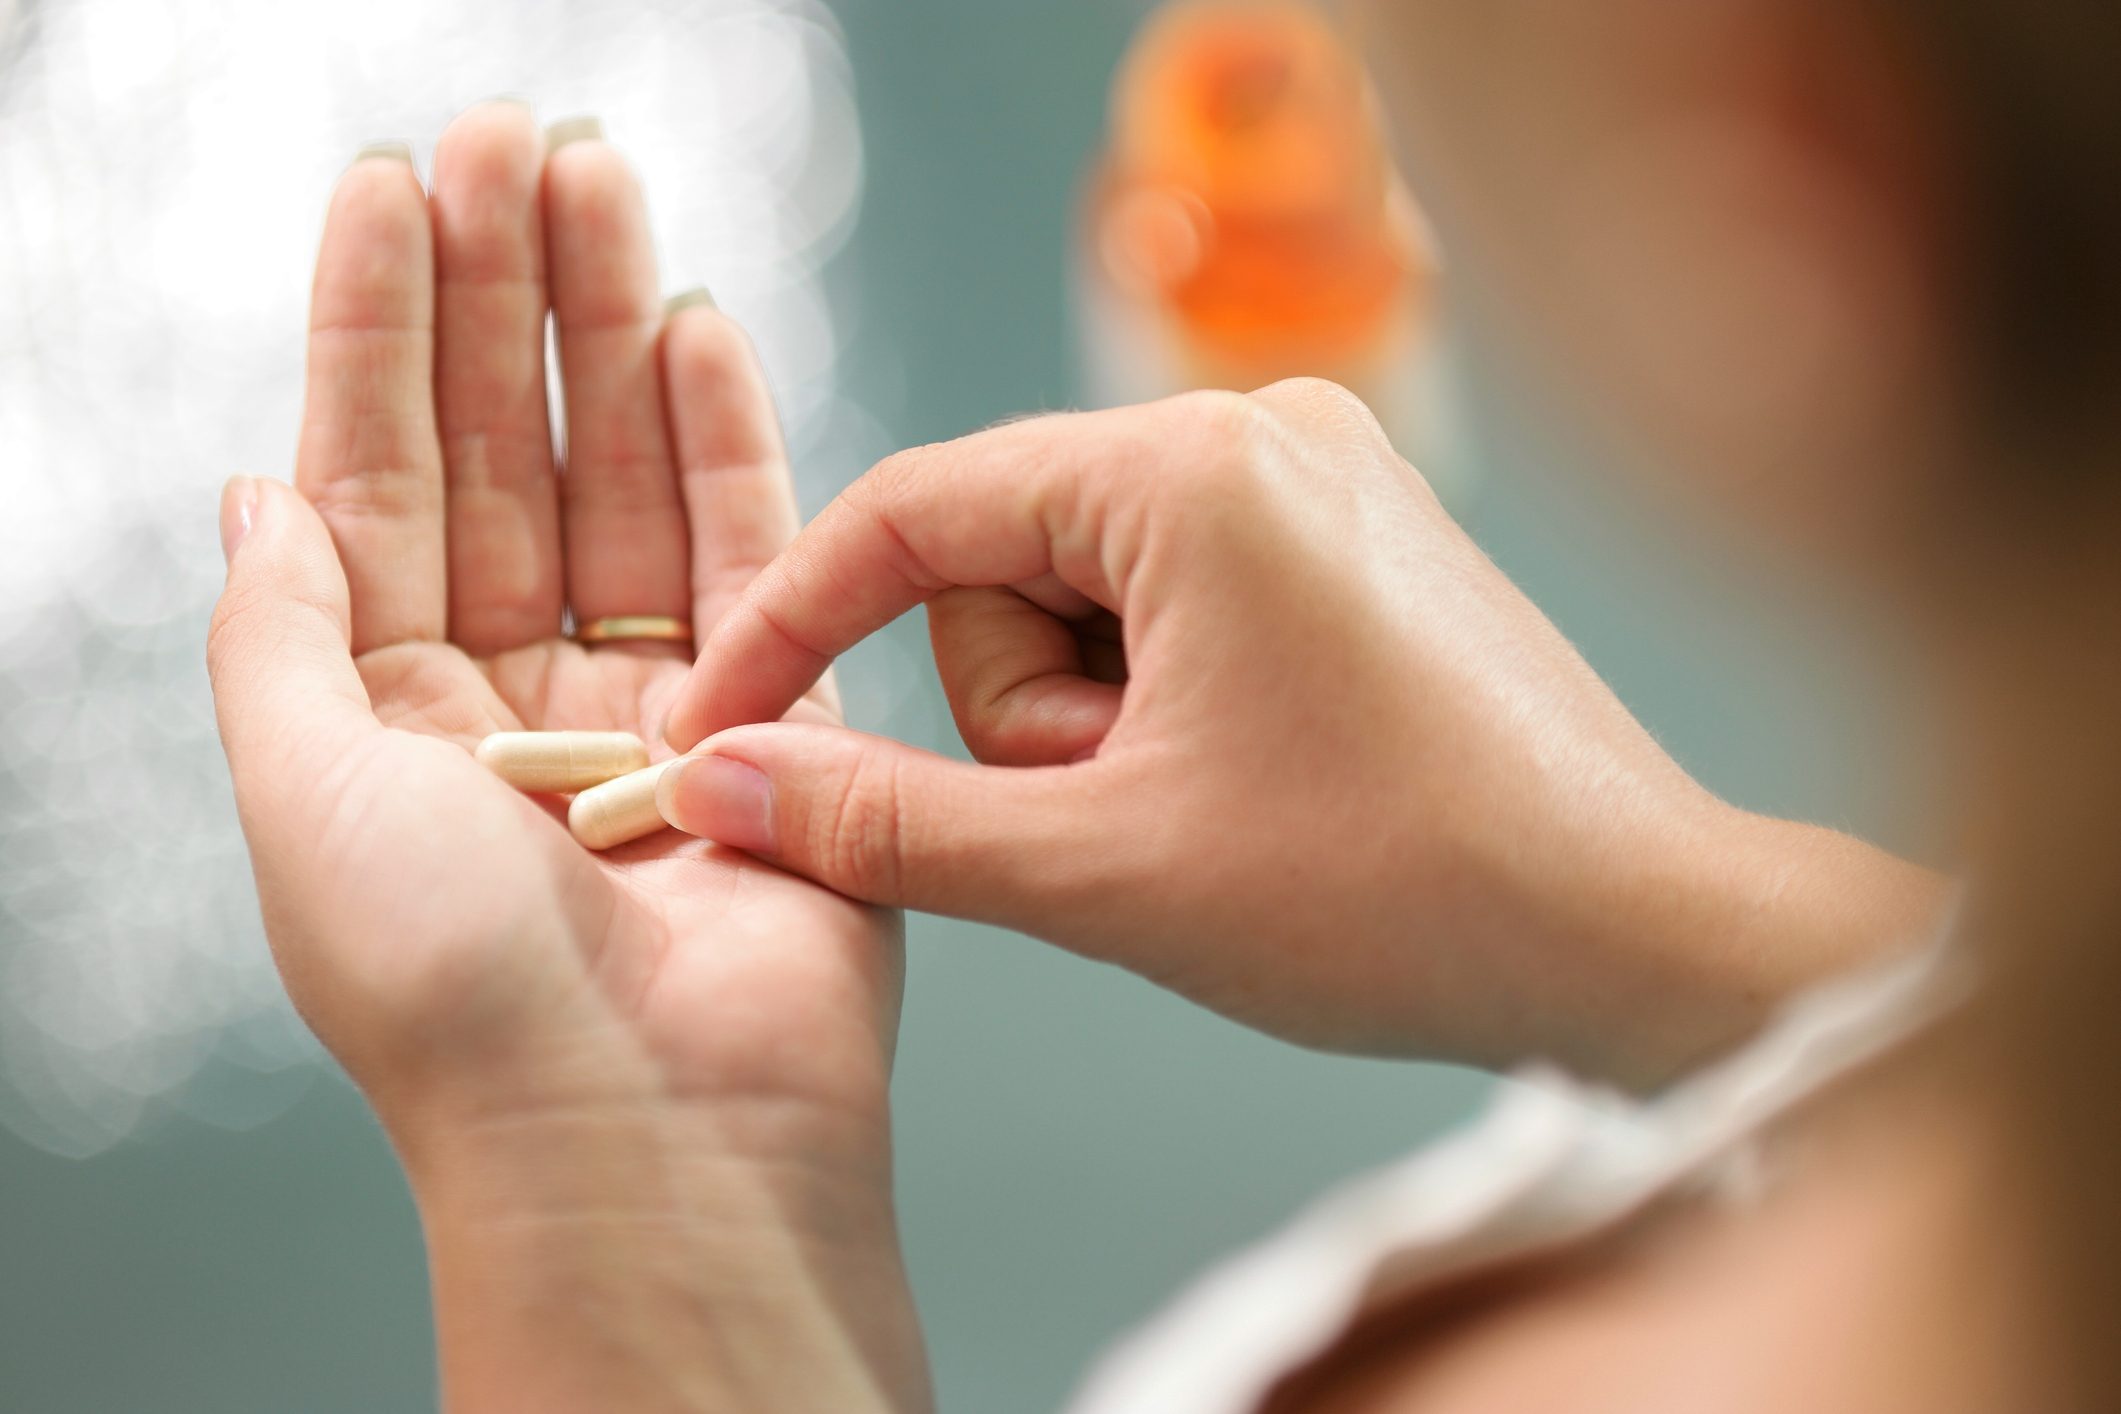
573, 615, 693, 646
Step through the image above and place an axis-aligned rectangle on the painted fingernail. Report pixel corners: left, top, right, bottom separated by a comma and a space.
657, 755, 775, 854
544, 115, 604, 151
664, 286, 717, 318
353, 141, 414, 166
219, 476, 259, 566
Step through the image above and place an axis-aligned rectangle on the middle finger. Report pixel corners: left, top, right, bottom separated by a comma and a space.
432, 100, 565, 655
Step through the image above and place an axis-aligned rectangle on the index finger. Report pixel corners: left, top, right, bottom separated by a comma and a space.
662, 402, 1166, 749
296, 150, 448, 657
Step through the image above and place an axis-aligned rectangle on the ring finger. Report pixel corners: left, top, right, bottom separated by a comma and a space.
543, 119, 691, 646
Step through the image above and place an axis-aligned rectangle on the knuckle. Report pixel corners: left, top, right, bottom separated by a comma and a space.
690, 554, 775, 611
1257, 377, 1387, 444
947, 686, 1014, 762
866, 443, 940, 509
310, 461, 442, 523
204, 582, 269, 680
962, 718, 1038, 768
1137, 389, 1272, 497
205, 578, 347, 687
1164, 387, 1264, 448
815, 748, 906, 899
846, 453, 912, 533
1259, 374, 1359, 415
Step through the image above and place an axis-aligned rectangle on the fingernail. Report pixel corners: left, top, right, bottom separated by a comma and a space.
544, 115, 604, 151
479, 94, 535, 113
663, 286, 717, 318
353, 141, 414, 166
658, 755, 776, 854
219, 476, 259, 566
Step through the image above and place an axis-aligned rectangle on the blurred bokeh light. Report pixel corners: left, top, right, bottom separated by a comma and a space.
0, 0, 901, 1157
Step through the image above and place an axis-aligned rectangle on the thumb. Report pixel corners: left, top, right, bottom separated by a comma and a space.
656, 722, 1122, 928
208, 477, 374, 800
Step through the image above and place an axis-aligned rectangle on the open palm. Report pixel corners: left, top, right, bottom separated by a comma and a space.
209, 104, 903, 1192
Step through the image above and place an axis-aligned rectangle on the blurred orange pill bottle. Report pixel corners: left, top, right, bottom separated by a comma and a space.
1074, 0, 1453, 494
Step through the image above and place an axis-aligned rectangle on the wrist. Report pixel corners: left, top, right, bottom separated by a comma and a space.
1569, 792, 1952, 1087
391, 1089, 928, 1414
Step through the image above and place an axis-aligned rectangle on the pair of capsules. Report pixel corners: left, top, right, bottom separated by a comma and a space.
473, 731, 677, 851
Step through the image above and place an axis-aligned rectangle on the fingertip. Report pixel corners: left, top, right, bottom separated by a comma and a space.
658, 672, 703, 751
660, 708, 695, 752
661, 616, 779, 747
662, 296, 763, 386
542, 130, 642, 241
434, 98, 545, 196
219, 476, 259, 566
656, 752, 777, 855
540, 117, 663, 357
333, 144, 427, 210
653, 753, 685, 816
226, 473, 317, 550
252, 478, 354, 576
314, 159, 433, 321
661, 296, 761, 383
238, 476, 300, 544
965, 687, 1120, 768
661, 697, 721, 754
206, 478, 362, 715
657, 296, 784, 483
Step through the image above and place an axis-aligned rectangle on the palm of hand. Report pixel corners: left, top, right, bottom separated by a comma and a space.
220, 106, 898, 1141
342, 638, 892, 1123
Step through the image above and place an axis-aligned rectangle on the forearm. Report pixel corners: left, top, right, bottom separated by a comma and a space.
395, 1098, 930, 1414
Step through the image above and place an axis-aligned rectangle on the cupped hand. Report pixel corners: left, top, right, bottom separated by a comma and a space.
208, 105, 923, 1412
659, 381, 1945, 1086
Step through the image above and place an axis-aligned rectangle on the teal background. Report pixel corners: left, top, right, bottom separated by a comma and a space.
0, 2, 1926, 1410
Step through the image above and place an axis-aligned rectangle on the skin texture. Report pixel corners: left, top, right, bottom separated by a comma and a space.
660, 381, 1945, 1083
211, 0, 2103, 1405
208, 105, 925, 1413
625, 1, 2059, 1407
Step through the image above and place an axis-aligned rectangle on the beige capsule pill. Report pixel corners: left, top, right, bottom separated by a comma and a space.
568, 760, 677, 851
474, 731, 650, 793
